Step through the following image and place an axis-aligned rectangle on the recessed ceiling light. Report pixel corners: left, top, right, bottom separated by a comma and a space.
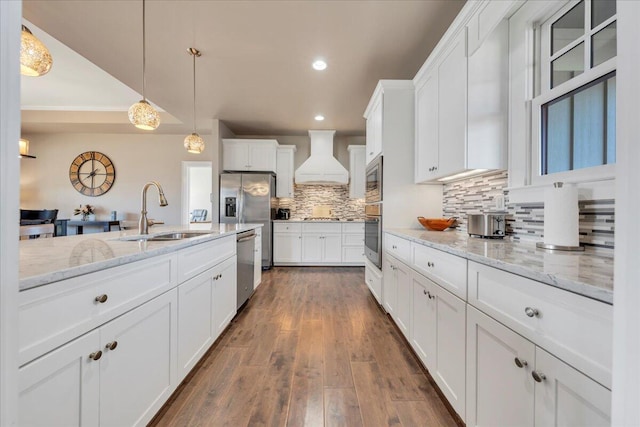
314, 115, 325, 121
312, 59, 327, 71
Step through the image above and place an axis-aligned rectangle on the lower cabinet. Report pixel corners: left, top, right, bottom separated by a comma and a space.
212, 256, 237, 336
301, 233, 342, 263
365, 260, 383, 305
254, 227, 262, 289
411, 271, 466, 419
273, 233, 302, 263
383, 255, 411, 336
466, 305, 611, 427
19, 288, 178, 427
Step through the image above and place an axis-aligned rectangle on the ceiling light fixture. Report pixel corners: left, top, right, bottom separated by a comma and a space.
312, 59, 327, 71
184, 47, 205, 154
20, 25, 53, 77
19, 138, 36, 159
128, 0, 160, 130
314, 115, 325, 121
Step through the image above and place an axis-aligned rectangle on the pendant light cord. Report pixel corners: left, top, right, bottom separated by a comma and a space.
193, 51, 196, 132
142, 0, 147, 101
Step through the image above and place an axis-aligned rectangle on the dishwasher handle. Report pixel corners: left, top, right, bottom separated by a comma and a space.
237, 230, 256, 242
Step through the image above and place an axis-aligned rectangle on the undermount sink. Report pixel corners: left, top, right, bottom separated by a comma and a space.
116, 231, 216, 242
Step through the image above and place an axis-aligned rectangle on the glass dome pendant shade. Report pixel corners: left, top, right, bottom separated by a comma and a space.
20, 25, 53, 77
184, 47, 204, 154
128, 0, 160, 130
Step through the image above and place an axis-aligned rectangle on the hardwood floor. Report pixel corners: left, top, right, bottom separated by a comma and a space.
150, 267, 458, 427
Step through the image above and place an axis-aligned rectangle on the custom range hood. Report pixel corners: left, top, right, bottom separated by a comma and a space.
294, 130, 349, 185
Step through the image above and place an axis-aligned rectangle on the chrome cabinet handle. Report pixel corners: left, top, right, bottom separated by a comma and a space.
514, 357, 528, 368
423, 289, 428, 295
428, 292, 435, 300
532, 371, 546, 382
105, 341, 118, 351
524, 307, 539, 318
95, 294, 108, 304
89, 351, 103, 361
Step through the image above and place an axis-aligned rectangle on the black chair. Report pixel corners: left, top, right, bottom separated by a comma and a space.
20, 209, 59, 224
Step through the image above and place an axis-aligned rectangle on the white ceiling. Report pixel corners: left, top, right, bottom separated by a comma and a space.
21, 0, 465, 136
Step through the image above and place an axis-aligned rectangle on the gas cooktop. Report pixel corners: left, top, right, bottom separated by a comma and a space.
303, 217, 340, 221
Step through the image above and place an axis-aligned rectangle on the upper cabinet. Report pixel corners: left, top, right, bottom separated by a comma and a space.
276, 145, 296, 198
414, 9, 510, 183
365, 96, 383, 164
222, 139, 278, 172
347, 145, 366, 199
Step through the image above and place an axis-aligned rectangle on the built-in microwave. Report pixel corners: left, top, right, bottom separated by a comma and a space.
364, 203, 382, 269
365, 156, 382, 204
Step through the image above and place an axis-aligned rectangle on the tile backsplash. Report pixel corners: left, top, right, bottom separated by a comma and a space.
442, 171, 615, 249
278, 185, 365, 220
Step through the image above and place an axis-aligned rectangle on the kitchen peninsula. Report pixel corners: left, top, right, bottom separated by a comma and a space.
18, 223, 260, 427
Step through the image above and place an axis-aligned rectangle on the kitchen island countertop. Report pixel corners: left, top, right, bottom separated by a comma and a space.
386, 228, 614, 304
19, 223, 261, 291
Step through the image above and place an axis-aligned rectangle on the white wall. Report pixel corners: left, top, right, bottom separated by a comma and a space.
20, 132, 215, 228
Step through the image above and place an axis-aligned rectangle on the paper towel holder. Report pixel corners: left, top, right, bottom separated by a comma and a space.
537, 181, 585, 251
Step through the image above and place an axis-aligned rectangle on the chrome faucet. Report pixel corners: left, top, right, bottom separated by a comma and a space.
139, 181, 168, 234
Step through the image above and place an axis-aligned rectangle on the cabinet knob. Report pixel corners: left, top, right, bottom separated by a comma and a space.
524, 307, 539, 318
532, 371, 546, 383
369, 151, 374, 155
95, 294, 108, 304
514, 357, 528, 368
89, 350, 103, 361
423, 289, 428, 295
105, 341, 118, 351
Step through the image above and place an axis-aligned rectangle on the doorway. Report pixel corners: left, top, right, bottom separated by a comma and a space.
181, 161, 212, 225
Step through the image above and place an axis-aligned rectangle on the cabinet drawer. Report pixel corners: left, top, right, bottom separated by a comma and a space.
342, 222, 365, 233
412, 243, 467, 300
273, 223, 302, 234
19, 253, 178, 366
177, 235, 235, 283
384, 233, 411, 263
468, 261, 612, 389
342, 233, 364, 246
302, 223, 341, 233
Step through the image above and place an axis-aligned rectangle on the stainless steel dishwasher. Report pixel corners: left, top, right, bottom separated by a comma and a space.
236, 230, 256, 309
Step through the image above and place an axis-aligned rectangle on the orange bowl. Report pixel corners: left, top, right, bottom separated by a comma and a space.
417, 217, 457, 231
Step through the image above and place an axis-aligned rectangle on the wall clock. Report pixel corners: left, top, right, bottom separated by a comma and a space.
69, 151, 116, 197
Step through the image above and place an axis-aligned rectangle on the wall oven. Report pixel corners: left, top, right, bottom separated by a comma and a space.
364, 203, 382, 269
365, 156, 382, 204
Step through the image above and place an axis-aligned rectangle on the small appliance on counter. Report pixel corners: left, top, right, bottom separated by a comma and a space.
468, 213, 506, 238
276, 208, 290, 220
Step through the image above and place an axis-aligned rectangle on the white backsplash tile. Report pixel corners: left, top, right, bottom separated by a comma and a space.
278, 184, 365, 220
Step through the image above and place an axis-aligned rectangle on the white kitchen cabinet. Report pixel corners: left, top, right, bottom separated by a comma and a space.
341, 222, 365, 265
466, 305, 535, 427
301, 234, 342, 264
347, 145, 366, 199
414, 19, 508, 183
411, 271, 466, 419
19, 330, 100, 427
20, 289, 178, 427
467, 305, 611, 427
222, 139, 278, 172
534, 347, 611, 427
365, 259, 383, 305
466, 0, 523, 55
382, 254, 410, 331
99, 289, 178, 427
273, 225, 302, 264
412, 242, 467, 300
365, 95, 383, 165
276, 145, 296, 198
254, 227, 262, 289
212, 256, 237, 336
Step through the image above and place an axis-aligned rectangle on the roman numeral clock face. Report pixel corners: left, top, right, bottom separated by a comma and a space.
69, 151, 116, 197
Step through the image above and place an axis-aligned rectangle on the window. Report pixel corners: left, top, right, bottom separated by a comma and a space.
534, 0, 617, 181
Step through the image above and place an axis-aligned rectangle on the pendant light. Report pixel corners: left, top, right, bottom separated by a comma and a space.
19, 138, 36, 159
128, 0, 160, 130
20, 25, 53, 77
184, 47, 205, 154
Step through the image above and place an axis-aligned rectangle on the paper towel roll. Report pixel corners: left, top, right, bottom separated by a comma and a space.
543, 182, 579, 247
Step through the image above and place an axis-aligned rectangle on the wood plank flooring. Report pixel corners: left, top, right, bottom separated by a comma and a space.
150, 267, 458, 427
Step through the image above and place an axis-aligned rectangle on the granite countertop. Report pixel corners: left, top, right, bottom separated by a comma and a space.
273, 219, 365, 223
386, 228, 614, 305
19, 223, 261, 292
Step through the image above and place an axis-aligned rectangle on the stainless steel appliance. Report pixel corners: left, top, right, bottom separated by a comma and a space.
365, 156, 382, 204
468, 213, 506, 238
364, 203, 382, 268
220, 172, 276, 268
276, 208, 290, 220
236, 229, 256, 309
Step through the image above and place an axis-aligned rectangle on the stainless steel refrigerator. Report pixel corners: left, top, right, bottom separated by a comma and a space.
220, 172, 276, 269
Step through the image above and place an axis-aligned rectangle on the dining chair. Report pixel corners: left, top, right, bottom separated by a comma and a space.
19, 223, 55, 240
